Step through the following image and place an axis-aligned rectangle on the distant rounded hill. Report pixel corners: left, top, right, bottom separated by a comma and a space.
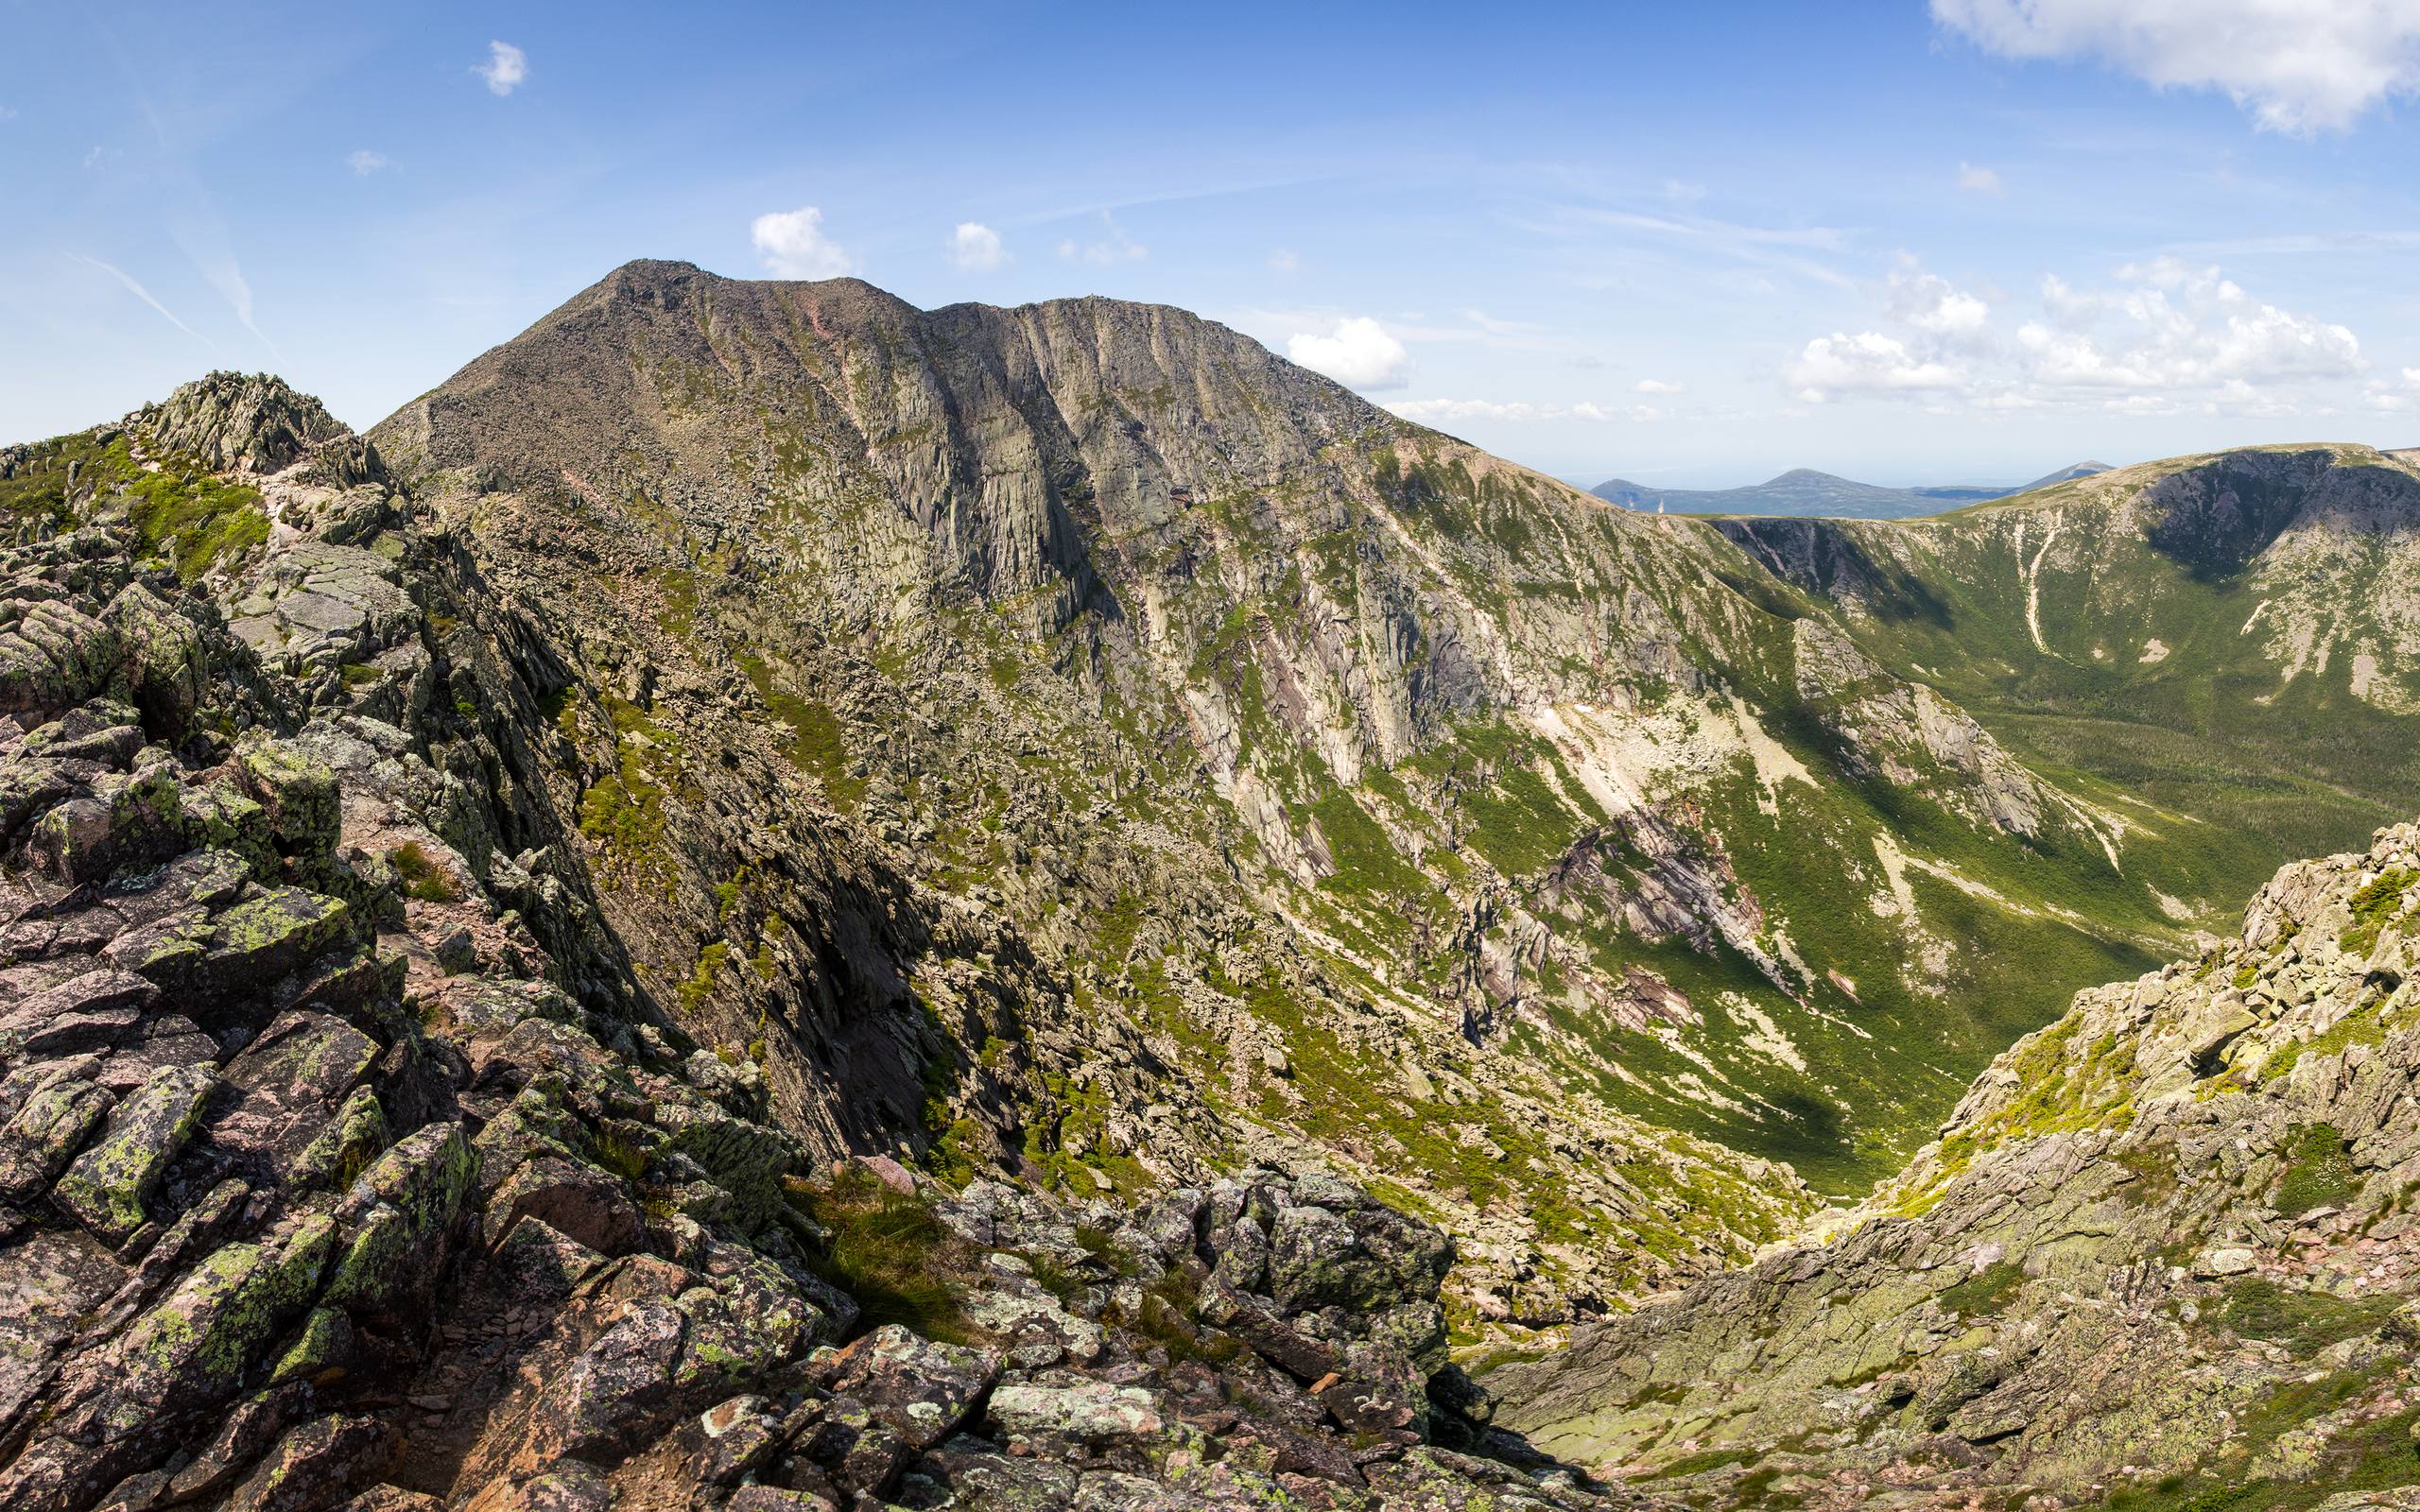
1592, 459, 2111, 519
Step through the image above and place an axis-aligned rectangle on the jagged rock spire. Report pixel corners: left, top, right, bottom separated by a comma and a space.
130, 371, 357, 477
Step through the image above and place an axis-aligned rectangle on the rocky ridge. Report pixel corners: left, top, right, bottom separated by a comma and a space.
0, 376, 1652, 1509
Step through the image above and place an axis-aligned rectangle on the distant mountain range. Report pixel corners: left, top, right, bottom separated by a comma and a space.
1592, 459, 2112, 518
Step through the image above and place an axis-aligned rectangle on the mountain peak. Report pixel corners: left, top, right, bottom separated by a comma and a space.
368, 262, 1398, 564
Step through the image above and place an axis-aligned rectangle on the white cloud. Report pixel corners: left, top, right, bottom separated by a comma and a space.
948, 222, 1005, 272
476, 41, 528, 96
1931, 0, 2420, 133
0, 107, 17, 123
1790, 255, 2365, 411
1634, 378, 1685, 394
346, 150, 389, 177
1956, 161, 2003, 194
2039, 271, 2102, 327
2404, 367, 2420, 385
1787, 332, 1965, 402
2036, 258, 2362, 387
1889, 268, 1992, 343
1056, 214, 1147, 267
2102, 393, 2180, 416
1288, 318, 1412, 390
81, 146, 114, 169
752, 206, 853, 279
1268, 249, 1301, 273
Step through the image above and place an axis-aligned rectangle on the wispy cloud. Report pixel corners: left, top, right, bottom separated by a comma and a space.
1578, 206, 1847, 252
1956, 161, 2004, 194
2157, 230, 2420, 258
1387, 398, 1667, 425
1525, 200, 1858, 289
66, 252, 211, 348
1268, 249, 1301, 273
1056, 212, 1147, 267
347, 150, 390, 177
167, 215, 277, 358
476, 41, 528, 96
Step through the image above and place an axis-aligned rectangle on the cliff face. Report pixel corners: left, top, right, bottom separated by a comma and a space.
1490, 821, 2420, 1508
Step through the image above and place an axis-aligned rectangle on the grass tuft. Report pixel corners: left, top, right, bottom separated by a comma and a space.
388, 841, 461, 903
790, 1164, 979, 1343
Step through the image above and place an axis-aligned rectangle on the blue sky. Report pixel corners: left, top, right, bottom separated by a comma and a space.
7, 0, 2420, 486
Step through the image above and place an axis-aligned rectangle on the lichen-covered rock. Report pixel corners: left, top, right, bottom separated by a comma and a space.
333, 1487, 443, 1512
30, 766, 183, 883
236, 739, 340, 864
131, 371, 353, 475
214, 1010, 381, 1182
220, 1413, 399, 1512
985, 1381, 1169, 1447
0, 599, 118, 715
320, 1123, 476, 1315
287, 1084, 389, 1192
268, 1306, 358, 1388
817, 1324, 1000, 1452
84, 1209, 336, 1452
1261, 1183, 1455, 1314
104, 582, 208, 740
514, 1294, 691, 1468
483, 1152, 642, 1255
200, 886, 352, 993
688, 1394, 784, 1486
51, 1061, 216, 1244
0, 1062, 113, 1203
